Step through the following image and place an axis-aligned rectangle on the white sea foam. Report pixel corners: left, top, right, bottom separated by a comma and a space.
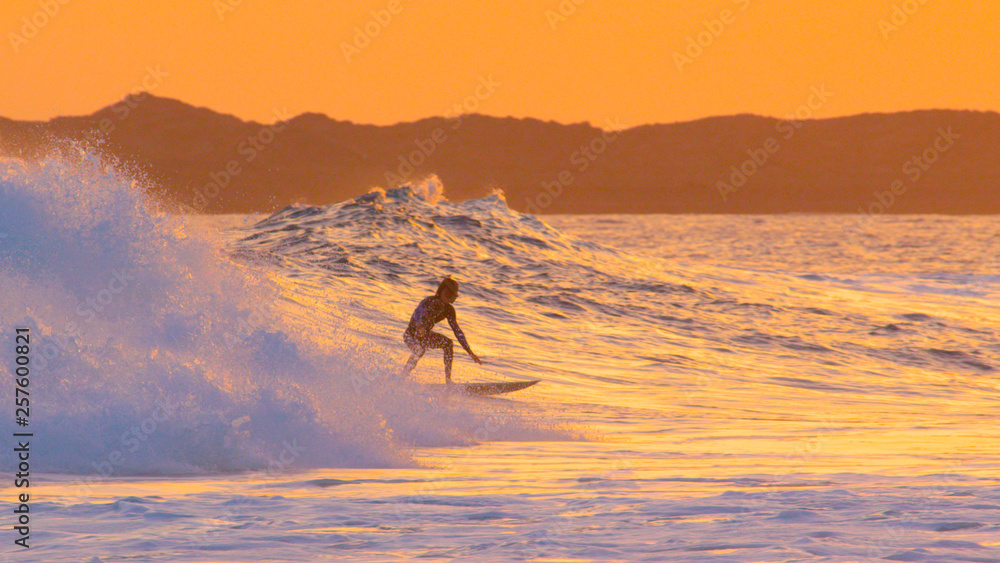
0, 154, 566, 477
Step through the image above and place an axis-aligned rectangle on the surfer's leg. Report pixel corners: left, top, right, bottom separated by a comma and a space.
425, 332, 454, 382
403, 331, 425, 373
443, 341, 454, 381
404, 351, 422, 373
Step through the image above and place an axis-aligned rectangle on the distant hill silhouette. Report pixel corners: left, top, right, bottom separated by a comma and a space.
1, 95, 997, 214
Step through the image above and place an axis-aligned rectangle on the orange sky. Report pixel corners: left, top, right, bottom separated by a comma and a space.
2, 0, 997, 126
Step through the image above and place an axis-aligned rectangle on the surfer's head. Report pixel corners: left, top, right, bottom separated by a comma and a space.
437, 276, 459, 303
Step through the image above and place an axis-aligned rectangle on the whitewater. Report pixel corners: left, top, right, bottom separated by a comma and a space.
1, 154, 999, 561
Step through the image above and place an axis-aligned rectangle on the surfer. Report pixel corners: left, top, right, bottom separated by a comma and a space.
403, 276, 481, 383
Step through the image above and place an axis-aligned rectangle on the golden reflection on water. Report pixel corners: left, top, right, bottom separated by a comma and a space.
195, 214, 1000, 501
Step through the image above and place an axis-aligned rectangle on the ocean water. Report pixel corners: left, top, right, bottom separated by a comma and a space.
2, 155, 999, 562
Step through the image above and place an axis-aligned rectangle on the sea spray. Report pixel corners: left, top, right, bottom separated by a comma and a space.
0, 153, 560, 475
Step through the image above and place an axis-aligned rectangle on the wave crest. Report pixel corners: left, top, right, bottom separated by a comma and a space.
0, 156, 565, 476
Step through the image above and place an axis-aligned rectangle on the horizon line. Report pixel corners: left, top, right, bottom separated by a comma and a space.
5, 94, 998, 131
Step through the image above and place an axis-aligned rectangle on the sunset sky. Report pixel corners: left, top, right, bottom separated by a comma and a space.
2, 0, 997, 126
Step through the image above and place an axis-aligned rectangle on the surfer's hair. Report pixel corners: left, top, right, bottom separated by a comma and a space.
437, 276, 459, 297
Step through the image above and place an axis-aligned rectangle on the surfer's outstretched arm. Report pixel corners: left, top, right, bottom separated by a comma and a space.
447, 306, 481, 364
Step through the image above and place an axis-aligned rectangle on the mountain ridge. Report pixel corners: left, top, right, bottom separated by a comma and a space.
1, 95, 997, 214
